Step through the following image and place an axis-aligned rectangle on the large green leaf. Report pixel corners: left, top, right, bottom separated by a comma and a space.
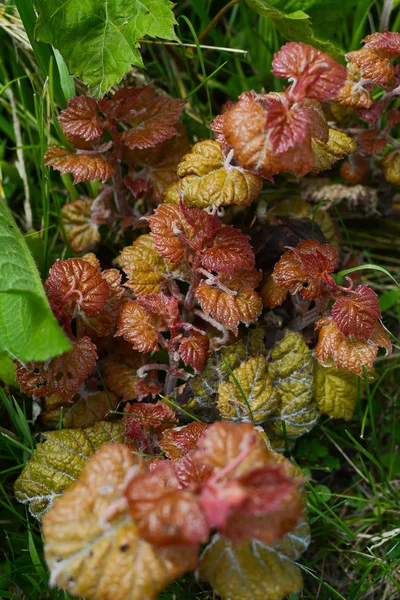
245, 0, 344, 60
34, 0, 178, 97
0, 201, 70, 363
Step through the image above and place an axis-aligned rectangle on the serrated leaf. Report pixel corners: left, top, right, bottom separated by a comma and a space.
165, 140, 262, 208
35, 0, 178, 97
44, 146, 114, 184
116, 300, 168, 353
43, 444, 198, 600
217, 356, 279, 424
172, 328, 265, 418
267, 330, 318, 439
14, 422, 124, 518
61, 198, 101, 253
0, 201, 70, 362
118, 234, 189, 295
312, 129, 357, 172
40, 389, 119, 429
245, 0, 343, 60
313, 361, 361, 421
199, 521, 310, 600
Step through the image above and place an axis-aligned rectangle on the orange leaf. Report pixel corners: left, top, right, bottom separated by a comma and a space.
137, 293, 179, 323
347, 48, 395, 86
178, 330, 210, 372
196, 273, 262, 335
58, 96, 103, 141
272, 42, 347, 102
335, 63, 373, 109
44, 146, 113, 183
315, 317, 392, 376
16, 337, 97, 401
340, 155, 368, 185
45, 257, 110, 317
61, 198, 100, 253
159, 422, 209, 460
260, 274, 288, 308
149, 204, 195, 263
116, 301, 168, 353
331, 284, 380, 339
126, 461, 209, 546
78, 268, 124, 339
202, 227, 255, 274
122, 86, 186, 149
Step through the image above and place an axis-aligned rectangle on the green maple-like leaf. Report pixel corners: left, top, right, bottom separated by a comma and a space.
34, 0, 178, 97
0, 201, 70, 363
14, 421, 124, 518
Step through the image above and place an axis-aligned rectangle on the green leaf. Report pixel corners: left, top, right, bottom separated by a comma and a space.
35, 0, 178, 97
245, 0, 344, 60
14, 421, 124, 518
0, 201, 71, 363
0, 351, 17, 386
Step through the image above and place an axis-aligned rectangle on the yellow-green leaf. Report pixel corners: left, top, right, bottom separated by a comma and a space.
14, 421, 124, 518
313, 361, 361, 421
199, 521, 310, 600
217, 356, 279, 424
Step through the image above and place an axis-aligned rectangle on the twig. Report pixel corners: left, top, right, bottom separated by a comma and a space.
198, 0, 241, 42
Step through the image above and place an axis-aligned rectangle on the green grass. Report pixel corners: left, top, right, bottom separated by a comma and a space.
1, 0, 400, 598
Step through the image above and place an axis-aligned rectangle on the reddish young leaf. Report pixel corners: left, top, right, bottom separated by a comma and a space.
335, 63, 373, 109
331, 284, 381, 339
272, 240, 338, 300
260, 274, 288, 308
179, 200, 221, 241
196, 272, 262, 335
362, 31, 400, 58
58, 96, 103, 141
122, 86, 186, 149
178, 330, 210, 372
125, 462, 209, 546
137, 294, 180, 323
116, 301, 168, 353
78, 268, 124, 339
148, 204, 195, 263
45, 258, 109, 317
315, 317, 392, 376
124, 401, 178, 442
357, 100, 387, 123
159, 422, 209, 460
264, 95, 310, 154
340, 155, 369, 185
16, 337, 97, 400
347, 48, 395, 86
201, 227, 255, 274
272, 42, 347, 102
173, 450, 214, 489
357, 129, 388, 156
44, 146, 114, 183
98, 86, 145, 120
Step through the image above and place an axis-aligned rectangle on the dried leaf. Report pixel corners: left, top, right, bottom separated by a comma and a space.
16, 337, 97, 401
178, 330, 210, 372
196, 275, 262, 335
126, 461, 209, 546
122, 86, 186, 149
382, 150, 400, 184
116, 301, 168, 353
313, 361, 361, 421
159, 422, 209, 459
118, 235, 189, 295
315, 317, 392, 376
312, 129, 357, 172
199, 522, 310, 600
46, 257, 109, 317
43, 444, 198, 600
61, 199, 101, 253
45, 146, 114, 183
272, 42, 347, 102
165, 140, 262, 208
14, 422, 124, 518
332, 284, 380, 339
267, 331, 318, 439
217, 356, 279, 424
58, 96, 103, 141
